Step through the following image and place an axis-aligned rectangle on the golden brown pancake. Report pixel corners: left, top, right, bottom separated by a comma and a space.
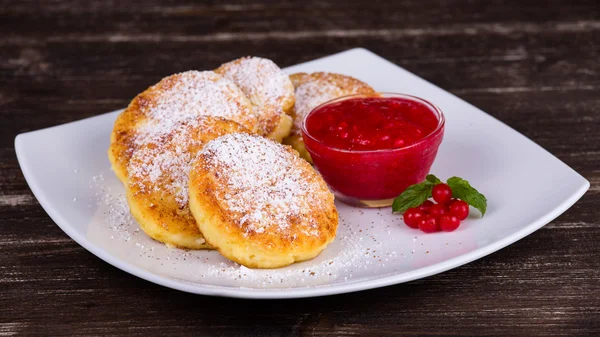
215, 57, 295, 142
283, 72, 376, 162
126, 116, 248, 249
108, 70, 257, 184
188, 133, 338, 268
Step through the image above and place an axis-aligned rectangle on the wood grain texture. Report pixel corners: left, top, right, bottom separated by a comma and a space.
1, 0, 599, 336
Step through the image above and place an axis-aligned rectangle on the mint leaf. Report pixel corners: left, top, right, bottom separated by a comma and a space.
426, 174, 442, 185
447, 177, 487, 216
392, 181, 434, 213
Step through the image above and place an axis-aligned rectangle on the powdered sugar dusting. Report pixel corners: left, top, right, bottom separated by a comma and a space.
199, 133, 327, 235
217, 57, 293, 134
136, 71, 255, 143
127, 116, 247, 207
124, 71, 255, 206
128, 119, 204, 206
293, 80, 345, 134
89, 173, 139, 242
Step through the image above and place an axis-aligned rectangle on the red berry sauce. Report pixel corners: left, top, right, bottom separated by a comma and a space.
305, 97, 439, 151
302, 94, 444, 204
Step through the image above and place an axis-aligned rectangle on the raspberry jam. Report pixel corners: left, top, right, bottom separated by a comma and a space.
302, 93, 445, 207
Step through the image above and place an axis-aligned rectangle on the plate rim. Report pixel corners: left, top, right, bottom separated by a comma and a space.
14, 48, 590, 299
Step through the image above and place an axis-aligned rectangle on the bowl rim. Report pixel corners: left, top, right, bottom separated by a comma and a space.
301, 92, 445, 154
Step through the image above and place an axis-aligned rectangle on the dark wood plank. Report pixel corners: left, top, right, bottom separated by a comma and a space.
1, 0, 599, 336
1, 0, 599, 37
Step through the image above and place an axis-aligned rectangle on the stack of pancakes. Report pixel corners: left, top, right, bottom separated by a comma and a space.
108, 56, 375, 268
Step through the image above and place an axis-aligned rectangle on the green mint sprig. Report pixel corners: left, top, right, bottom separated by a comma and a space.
446, 177, 487, 216
391, 174, 440, 213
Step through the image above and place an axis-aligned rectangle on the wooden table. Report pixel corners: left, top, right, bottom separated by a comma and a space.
2, 1, 599, 335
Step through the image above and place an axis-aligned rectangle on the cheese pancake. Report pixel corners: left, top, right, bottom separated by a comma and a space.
188, 133, 338, 268
108, 70, 257, 184
215, 57, 295, 142
127, 116, 248, 249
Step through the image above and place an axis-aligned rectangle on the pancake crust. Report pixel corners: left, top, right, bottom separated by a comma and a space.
108, 70, 257, 184
126, 116, 248, 249
188, 133, 338, 268
283, 72, 376, 162
215, 57, 295, 141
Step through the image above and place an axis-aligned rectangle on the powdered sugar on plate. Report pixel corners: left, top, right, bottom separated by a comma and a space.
86, 168, 445, 289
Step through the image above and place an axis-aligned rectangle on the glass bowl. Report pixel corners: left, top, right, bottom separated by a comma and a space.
301, 93, 445, 207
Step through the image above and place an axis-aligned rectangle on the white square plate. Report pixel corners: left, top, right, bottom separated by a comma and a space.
15, 48, 589, 299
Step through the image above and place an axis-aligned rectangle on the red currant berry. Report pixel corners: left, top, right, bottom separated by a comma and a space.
429, 203, 448, 217
418, 215, 439, 233
432, 183, 452, 204
439, 215, 461, 232
403, 208, 424, 229
445, 198, 458, 207
417, 200, 434, 213
449, 200, 470, 220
